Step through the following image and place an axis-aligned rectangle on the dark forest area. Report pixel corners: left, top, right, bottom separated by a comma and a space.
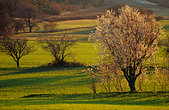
7, 0, 104, 16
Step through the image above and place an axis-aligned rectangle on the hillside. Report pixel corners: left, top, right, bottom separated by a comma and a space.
48, 0, 169, 21
0, 1, 169, 109
147, 0, 169, 8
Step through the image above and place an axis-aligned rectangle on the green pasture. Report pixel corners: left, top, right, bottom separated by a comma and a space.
0, 66, 168, 109
0, 42, 98, 68
17, 28, 93, 41
23, 19, 97, 33
0, 19, 169, 109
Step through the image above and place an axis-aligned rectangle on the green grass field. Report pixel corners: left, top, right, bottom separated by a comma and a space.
0, 42, 98, 68
23, 19, 97, 33
0, 19, 168, 110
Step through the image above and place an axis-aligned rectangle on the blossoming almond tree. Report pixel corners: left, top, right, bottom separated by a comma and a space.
90, 5, 163, 92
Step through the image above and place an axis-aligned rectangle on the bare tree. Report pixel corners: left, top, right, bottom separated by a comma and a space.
43, 21, 57, 32
83, 67, 98, 94
90, 5, 163, 92
41, 35, 76, 65
16, 2, 40, 33
98, 62, 124, 92
0, 37, 33, 67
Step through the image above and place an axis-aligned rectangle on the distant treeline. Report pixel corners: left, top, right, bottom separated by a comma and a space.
7, 0, 104, 16
50, 0, 104, 6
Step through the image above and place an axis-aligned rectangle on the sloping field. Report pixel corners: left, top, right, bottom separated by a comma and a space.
0, 12, 169, 110
147, 0, 169, 8
48, 0, 169, 22
105, 0, 169, 17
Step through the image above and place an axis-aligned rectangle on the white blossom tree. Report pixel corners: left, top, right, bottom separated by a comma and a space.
90, 5, 163, 92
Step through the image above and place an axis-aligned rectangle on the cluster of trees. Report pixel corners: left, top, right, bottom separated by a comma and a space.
0, 34, 75, 67
0, 0, 41, 33
0, 0, 11, 37
0, 1, 32, 67
8, 0, 105, 16
65, 0, 104, 8
3, 0, 105, 34
8, 0, 61, 16
0, 0, 76, 68
88, 5, 164, 92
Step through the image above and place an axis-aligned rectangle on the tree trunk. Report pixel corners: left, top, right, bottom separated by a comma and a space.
29, 26, 32, 33
128, 79, 136, 92
91, 81, 97, 94
16, 60, 20, 67
23, 27, 25, 33
60, 58, 64, 64
122, 68, 137, 92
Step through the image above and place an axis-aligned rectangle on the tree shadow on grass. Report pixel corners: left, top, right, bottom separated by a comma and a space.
0, 66, 83, 76
164, 25, 169, 31
20, 92, 169, 106
0, 66, 88, 88
0, 74, 87, 88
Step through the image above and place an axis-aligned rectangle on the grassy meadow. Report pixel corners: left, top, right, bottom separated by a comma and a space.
0, 19, 168, 110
